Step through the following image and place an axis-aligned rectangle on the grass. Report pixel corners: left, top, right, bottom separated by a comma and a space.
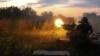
0, 29, 70, 56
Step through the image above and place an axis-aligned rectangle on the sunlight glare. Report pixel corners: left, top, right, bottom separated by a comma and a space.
55, 18, 64, 27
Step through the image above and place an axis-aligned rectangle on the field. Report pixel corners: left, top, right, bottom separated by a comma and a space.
0, 28, 70, 56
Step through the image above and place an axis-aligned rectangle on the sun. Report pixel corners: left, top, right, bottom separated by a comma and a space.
55, 18, 64, 27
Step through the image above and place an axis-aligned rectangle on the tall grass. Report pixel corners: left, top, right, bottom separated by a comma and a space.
0, 19, 69, 56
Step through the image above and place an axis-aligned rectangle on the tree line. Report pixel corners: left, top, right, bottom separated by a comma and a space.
0, 6, 55, 32
0, 6, 54, 20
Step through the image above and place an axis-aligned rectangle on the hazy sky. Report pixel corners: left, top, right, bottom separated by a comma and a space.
0, 0, 100, 17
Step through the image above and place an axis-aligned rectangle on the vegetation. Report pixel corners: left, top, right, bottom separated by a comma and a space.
0, 6, 70, 56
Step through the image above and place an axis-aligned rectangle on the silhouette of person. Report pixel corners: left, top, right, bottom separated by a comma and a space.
68, 17, 93, 56
74, 17, 93, 56
76, 17, 93, 38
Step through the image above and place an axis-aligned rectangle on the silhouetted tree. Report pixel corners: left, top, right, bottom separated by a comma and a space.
22, 7, 37, 19
41, 11, 53, 20
0, 6, 21, 19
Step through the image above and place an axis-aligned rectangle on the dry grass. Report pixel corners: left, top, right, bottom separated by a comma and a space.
0, 28, 69, 56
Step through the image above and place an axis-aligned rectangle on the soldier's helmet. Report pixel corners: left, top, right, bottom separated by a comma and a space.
80, 17, 88, 23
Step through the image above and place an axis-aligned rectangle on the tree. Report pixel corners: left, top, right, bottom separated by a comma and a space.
0, 6, 21, 19
41, 11, 53, 20
22, 7, 37, 19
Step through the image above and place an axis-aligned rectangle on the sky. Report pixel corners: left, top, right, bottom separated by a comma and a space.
0, 0, 100, 17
